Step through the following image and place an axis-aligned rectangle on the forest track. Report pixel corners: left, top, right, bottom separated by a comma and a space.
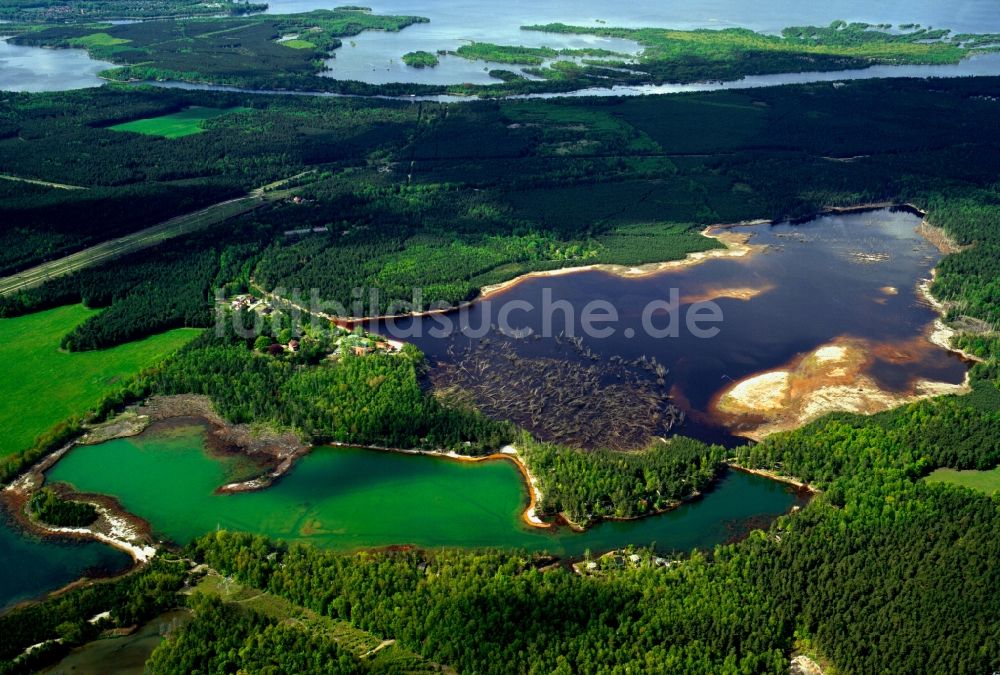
0, 173, 88, 190
0, 172, 315, 297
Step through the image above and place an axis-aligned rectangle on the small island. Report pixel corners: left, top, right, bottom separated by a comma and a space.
402, 50, 440, 68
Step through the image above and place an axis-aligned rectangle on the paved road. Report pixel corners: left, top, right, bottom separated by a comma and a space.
0, 171, 315, 297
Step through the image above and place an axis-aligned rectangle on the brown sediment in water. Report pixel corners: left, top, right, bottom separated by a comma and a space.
680, 282, 777, 305
711, 336, 970, 441
105, 396, 313, 494
916, 220, 969, 255
138, 395, 308, 461
707, 206, 982, 440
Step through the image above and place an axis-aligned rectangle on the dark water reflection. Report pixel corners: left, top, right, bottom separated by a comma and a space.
382, 209, 968, 446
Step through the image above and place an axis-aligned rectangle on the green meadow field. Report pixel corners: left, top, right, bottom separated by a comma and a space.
925, 466, 1000, 495
0, 304, 197, 458
109, 107, 247, 139
280, 38, 316, 49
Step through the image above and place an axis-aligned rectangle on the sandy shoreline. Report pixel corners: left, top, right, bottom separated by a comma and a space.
4, 201, 982, 572
2, 449, 157, 565
709, 209, 980, 441
728, 464, 820, 494
712, 334, 972, 441
251, 223, 764, 327
917, 275, 986, 363
474, 226, 762, 301
258, 203, 932, 328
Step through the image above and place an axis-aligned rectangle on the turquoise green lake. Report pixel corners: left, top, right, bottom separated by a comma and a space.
46, 421, 802, 556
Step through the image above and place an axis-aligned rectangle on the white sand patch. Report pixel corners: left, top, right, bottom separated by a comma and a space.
45, 504, 156, 563
812, 345, 849, 364
714, 334, 971, 441
717, 371, 790, 413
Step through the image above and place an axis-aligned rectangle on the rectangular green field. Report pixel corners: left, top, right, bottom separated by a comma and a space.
0, 304, 197, 458
925, 467, 1000, 495
280, 38, 316, 49
109, 107, 247, 139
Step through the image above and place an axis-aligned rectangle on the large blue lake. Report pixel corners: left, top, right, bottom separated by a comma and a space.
3, 0, 1000, 92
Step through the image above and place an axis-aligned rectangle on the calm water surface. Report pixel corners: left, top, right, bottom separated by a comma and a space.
0, 516, 131, 611
5, 0, 1000, 93
0, 39, 114, 92
46, 421, 803, 556
385, 209, 968, 445
273, 0, 1000, 86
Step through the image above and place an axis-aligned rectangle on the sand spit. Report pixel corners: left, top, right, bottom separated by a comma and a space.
713, 337, 969, 441
253, 224, 767, 327
40, 503, 157, 563
916, 220, 969, 255
680, 282, 777, 305
3, 449, 156, 564
917, 277, 987, 363
476, 226, 765, 301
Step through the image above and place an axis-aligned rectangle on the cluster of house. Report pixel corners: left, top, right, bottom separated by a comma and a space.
334, 333, 404, 358
229, 294, 273, 315
226, 293, 407, 358
573, 549, 676, 575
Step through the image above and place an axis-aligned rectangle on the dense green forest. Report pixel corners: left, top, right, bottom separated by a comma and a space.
0, 556, 187, 675
521, 435, 726, 525
158, 388, 997, 674
0, 224, 254, 348
146, 594, 362, 674
28, 487, 97, 527
0, 86, 419, 273
4, 387, 998, 674
180, 440, 999, 675
151, 323, 514, 451
7, 77, 1000, 324
0, 0, 265, 22
2, 74, 1000, 674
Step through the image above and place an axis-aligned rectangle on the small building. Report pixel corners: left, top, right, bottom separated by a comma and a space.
352, 345, 371, 357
